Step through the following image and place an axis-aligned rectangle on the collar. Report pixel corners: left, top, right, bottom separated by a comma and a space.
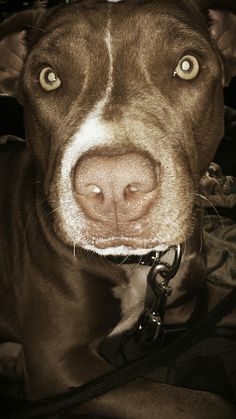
105, 249, 169, 266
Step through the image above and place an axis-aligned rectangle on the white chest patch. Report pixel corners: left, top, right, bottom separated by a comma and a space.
109, 264, 149, 337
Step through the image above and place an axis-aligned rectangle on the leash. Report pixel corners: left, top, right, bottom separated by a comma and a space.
2, 288, 235, 418
1, 246, 236, 418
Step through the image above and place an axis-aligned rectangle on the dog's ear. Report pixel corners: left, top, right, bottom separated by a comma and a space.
0, 8, 45, 99
209, 9, 236, 84
193, 1, 236, 83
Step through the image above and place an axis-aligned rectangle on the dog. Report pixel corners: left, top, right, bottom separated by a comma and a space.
0, 0, 236, 417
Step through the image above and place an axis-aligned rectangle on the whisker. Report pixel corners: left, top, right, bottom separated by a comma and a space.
194, 192, 224, 227
73, 243, 76, 261
117, 253, 131, 267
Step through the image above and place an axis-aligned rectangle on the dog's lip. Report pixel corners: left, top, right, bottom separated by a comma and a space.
84, 244, 168, 257
83, 237, 168, 256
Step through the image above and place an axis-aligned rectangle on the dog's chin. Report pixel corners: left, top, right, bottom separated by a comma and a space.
83, 243, 169, 257
80, 236, 166, 256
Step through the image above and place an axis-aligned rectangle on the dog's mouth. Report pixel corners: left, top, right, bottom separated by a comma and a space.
82, 236, 169, 257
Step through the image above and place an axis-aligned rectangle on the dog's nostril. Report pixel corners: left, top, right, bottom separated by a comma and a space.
124, 184, 140, 199
77, 184, 104, 205
75, 182, 102, 196
127, 184, 139, 193
89, 184, 103, 196
91, 185, 102, 194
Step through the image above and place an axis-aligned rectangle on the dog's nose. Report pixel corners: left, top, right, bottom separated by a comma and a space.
73, 152, 159, 223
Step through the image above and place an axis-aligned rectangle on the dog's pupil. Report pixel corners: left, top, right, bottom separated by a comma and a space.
47, 71, 56, 83
181, 60, 191, 72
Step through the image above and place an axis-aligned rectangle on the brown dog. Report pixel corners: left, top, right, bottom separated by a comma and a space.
0, 0, 236, 417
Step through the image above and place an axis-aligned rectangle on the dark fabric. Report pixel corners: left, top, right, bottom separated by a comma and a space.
215, 106, 236, 179
149, 330, 236, 404
0, 97, 24, 138
100, 325, 236, 404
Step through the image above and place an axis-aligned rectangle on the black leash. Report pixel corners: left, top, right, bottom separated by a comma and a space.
2, 286, 236, 419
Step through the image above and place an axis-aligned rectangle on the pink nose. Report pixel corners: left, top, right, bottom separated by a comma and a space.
73, 152, 160, 224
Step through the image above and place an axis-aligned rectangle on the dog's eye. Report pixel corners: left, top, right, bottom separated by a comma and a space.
173, 55, 199, 80
39, 67, 61, 91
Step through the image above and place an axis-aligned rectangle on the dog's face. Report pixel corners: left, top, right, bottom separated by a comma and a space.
1, 0, 236, 256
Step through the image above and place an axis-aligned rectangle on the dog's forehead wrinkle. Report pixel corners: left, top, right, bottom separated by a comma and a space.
35, 2, 209, 58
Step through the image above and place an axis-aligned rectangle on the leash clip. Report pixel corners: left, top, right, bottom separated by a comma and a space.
137, 244, 182, 350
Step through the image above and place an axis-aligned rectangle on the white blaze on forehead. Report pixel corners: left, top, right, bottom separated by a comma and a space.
105, 17, 114, 99
61, 14, 114, 179
61, 15, 114, 175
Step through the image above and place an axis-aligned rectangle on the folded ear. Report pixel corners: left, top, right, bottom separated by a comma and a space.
209, 9, 236, 84
0, 9, 44, 99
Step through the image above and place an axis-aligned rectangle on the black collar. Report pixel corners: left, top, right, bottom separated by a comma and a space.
106, 250, 167, 266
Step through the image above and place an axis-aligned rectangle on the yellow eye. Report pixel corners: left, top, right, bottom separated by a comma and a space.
173, 55, 200, 80
39, 67, 61, 91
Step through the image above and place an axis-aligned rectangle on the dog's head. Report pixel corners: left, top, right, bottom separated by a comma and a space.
0, 0, 236, 256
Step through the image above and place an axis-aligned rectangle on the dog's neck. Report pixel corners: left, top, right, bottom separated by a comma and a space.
108, 217, 206, 339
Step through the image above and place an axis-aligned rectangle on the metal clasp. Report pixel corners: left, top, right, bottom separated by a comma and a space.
137, 244, 182, 350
